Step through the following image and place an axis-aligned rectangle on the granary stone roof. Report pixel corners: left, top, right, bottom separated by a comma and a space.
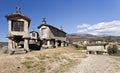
30, 29, 38, 33
5, 11, 31, 21
5, 11, 31, 26
30, 29, 39, 36
38, 24, 67, 34
38, 17, 66, 34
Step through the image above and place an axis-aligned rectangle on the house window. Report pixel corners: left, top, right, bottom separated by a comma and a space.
12, 21, 24, 32
32, 32, 35, 37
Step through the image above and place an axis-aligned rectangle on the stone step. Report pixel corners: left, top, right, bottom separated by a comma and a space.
14, 51, 26, 54
13, 49, 27, 54
13, 48, 25, 51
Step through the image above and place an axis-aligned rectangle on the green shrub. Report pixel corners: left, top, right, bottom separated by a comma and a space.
82, 46, 87, 50
108, 45, 119, 55
72, 44, 87, 50
72, 44, 79, 48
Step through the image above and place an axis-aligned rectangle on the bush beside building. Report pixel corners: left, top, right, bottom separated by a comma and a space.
108, 45, 120, 56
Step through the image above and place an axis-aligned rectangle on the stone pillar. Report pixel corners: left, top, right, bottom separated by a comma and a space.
12, 41, 15, 49
95, 51, 97, 55
8, 39, 13, 50
55, 41, 58, 48
65, 42, 68, 46
63, 42, 65, 46
61, 41, 64, 47
87, 51, 89, 54
47, 40, 50, 46
64, 42, 65, 46
13, 41, 17, 49
24, 38, 29, 51
63, 41, 66, 46
103, 52, 107, 55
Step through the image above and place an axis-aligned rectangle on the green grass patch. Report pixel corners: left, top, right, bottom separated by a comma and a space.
22, 61, 34, 69
36, 55, 51, 60
112, 51, 120, 56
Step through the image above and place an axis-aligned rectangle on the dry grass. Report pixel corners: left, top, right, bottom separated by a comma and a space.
0, 46, 87, 73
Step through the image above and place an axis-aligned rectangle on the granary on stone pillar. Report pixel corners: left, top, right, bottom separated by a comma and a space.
5, 6, 31, 54
29, 29, 39, 43
38, 18, 67, 48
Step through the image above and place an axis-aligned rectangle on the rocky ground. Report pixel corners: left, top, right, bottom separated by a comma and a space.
66, 55, 120, 73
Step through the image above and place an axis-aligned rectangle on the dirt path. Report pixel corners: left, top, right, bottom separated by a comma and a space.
66, 55, 120, 73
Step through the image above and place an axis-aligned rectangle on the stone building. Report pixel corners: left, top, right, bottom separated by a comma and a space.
87, 44, 108, 55
29, 30, 39, 43
5, 7, 31, 54
38, 18, 67, 48
5, 7, 68, 54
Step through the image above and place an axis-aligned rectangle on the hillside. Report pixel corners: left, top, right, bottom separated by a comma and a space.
0, 46, 86, 73
0, 46, 120, 73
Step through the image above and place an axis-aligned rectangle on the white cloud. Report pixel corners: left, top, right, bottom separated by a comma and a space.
77, 24, 90, 29
77, 29, 87, 33
77, 20, 120, 35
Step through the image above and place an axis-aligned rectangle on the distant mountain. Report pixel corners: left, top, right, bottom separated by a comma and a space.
66, 33, 120, 42
66, 33, 98, 42
68, 33, 97, 37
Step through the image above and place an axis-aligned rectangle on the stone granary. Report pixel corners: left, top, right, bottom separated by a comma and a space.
29, 30, 39, 43
5, 7, 68, 54
38, 18, 68, 48
29, 30, 41, 50
5, 7, 31, 54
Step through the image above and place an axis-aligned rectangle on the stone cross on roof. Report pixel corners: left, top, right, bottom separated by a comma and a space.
42, 17, 46, 24
16, 6, 21, 12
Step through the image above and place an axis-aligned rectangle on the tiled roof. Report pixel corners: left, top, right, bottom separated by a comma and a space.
30, 30, 38, 33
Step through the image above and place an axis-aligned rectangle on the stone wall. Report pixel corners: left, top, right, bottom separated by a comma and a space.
87, 46, 105, 51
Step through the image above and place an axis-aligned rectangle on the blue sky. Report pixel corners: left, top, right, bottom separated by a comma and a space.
0, 0, 120, 42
